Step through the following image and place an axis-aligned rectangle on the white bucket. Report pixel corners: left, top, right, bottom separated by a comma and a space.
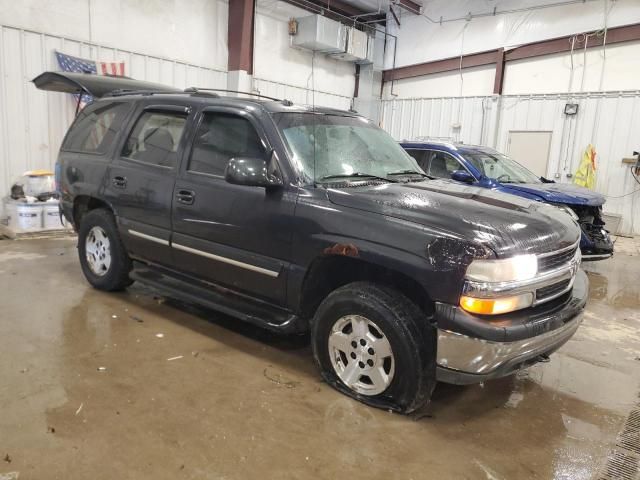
43, 203, 64, 229
23, 174, 55, 197
10, 203, 43, 231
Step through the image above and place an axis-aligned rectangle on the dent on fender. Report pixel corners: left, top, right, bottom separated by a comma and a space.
426, 237, 490, 271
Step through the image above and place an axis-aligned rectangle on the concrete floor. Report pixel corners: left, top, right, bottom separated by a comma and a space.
1, 237, 639, 480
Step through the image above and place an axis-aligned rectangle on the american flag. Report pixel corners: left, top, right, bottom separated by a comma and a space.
55, 51, 98, 75
55, 51, 125, 77
55, 51, 126, 105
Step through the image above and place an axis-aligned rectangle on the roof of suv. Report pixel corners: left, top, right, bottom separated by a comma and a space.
103, 92, 359, 116
32, 71, 358, 117
401, 140, 498, 155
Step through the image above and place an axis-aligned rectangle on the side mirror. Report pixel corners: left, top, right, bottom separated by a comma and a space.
225, 157, 283, 188
450, 170, 475, 184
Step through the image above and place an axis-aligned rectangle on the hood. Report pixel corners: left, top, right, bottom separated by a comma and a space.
326, 180, 580, 258
500, 182, 605, 206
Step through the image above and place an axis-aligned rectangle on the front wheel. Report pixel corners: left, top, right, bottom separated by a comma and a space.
77, 209, 133, 291
311, 282, 437, 413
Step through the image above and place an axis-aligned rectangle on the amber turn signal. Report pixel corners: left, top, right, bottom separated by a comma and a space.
459, 293, 533, 315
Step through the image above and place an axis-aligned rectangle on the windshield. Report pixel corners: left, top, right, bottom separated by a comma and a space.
272, 112, 424, 183
464, 152, 541, 184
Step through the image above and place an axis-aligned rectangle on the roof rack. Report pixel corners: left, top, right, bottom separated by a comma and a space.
184, 87, 293, 105
104, 87, 295, 106
412, 136, 458, 142
183, 87, 277, 101
107, 89, 182, 97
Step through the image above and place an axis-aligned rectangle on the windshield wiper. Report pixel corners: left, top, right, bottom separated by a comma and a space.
318, 173, 397, 183
387, 170, 430, 178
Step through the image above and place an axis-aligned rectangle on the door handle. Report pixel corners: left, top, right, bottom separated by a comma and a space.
112, 176, 127, 188
176, 189, 195, 205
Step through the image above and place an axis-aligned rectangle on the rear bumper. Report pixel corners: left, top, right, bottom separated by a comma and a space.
434, 269, 588, 385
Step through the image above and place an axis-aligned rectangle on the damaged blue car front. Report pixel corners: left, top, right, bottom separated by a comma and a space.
402, 141, 614, 260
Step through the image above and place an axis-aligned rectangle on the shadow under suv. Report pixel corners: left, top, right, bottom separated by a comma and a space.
34, 71, 588, 413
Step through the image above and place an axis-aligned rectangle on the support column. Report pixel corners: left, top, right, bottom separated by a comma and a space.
493, 48, 505, 95
228, 0, 255, 93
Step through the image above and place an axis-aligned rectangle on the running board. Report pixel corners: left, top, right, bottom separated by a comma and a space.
129, 263, 305, 334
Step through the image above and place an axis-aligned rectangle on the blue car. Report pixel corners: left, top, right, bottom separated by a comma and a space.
401, 141, 614, 260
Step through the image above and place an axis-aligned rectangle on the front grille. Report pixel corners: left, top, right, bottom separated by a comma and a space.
536, 279, 571, 301
538, 246, 577, 273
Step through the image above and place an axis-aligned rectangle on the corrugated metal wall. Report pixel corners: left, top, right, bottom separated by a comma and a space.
0, 24, 227, 202
381, 96, 494, 144
253, 77, 352, 110
381, 91, 640, 235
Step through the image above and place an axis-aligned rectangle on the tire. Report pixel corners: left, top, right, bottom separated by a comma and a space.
77, 208, 133, 291
311, 281, 437, 414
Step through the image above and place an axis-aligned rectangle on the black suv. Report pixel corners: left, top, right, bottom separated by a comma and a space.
35, 72, 588, 413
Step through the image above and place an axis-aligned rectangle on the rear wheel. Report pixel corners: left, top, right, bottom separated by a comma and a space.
77, 209, 133, 291
312, 282, 437, 413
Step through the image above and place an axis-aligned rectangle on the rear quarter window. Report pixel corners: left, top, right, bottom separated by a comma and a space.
62, 101, 130, 154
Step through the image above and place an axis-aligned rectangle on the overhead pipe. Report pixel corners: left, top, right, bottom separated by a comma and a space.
282, 0, 388, 35
419, 0, 602, 24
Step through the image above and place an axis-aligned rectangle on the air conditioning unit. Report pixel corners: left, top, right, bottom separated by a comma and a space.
291, 15, 346, 54
331, 27, 371, 63
357, 33, 375, 64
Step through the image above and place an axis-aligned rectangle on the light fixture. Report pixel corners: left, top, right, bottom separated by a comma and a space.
564, 103, 579, 116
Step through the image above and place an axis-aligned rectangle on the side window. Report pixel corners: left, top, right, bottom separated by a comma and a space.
405, 149, 429, 170
62, 102, 129, 154
188, 112, 266, 176
121, 110, 187, 168
465, 156, 484, 174
428, 151, 462, 178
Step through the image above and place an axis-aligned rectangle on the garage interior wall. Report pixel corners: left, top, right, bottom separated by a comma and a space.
381, 92, 640, 234
253, 0, 356, 110
383, 39, 640, 98
385, 0, 640, 71
380, 0, 640, 236
0, 0, 230, 205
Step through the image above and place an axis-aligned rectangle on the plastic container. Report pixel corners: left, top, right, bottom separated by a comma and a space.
43, 202, 63, 229
12, 170, 55, 199
3, 200, 15, 227
7, 201, 43, 231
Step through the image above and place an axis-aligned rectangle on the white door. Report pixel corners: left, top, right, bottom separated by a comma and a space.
507, 131, 553, 178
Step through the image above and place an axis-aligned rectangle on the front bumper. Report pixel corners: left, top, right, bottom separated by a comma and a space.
435, 269, 588, 385
580, 226, 614, 260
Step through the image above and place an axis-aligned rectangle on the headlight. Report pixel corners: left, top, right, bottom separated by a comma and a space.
461, 255, 538, 315
465, 254, 538, 283
554, 204, 579, 221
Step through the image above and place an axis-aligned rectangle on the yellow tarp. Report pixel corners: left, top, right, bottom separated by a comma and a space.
573, 144, 597, 190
